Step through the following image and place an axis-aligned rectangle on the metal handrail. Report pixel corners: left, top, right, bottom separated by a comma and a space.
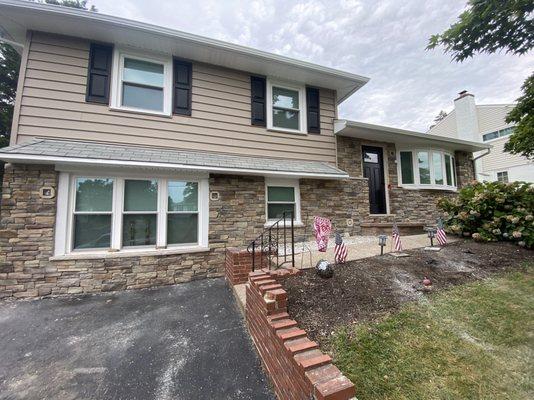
247, 211, 295, 271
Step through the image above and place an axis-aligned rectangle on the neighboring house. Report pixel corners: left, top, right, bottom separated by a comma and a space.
428, 91, 534, 183
0, 0, 488, 298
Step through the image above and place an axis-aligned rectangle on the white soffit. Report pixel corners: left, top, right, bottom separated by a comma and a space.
0, 0, 369, 103
335, 120, 491, 152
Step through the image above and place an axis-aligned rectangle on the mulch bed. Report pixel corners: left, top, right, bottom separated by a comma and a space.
283, 239, 533, 345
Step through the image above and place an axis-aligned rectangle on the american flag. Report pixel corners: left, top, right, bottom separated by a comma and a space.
334, 233, 348, 264
392, 222, 403, 252
436, 218, 447, 246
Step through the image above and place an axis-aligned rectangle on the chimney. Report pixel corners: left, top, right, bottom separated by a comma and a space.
453, 90, 479, 142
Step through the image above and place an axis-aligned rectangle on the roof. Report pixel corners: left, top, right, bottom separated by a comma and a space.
335, 120, 491, 152
0, 0, 369, 104
0, 139, 349, 179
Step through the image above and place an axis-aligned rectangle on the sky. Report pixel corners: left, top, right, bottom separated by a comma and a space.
93, 0, 533, 132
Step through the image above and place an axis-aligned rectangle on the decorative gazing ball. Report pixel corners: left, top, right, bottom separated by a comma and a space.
315, 259, 334, 279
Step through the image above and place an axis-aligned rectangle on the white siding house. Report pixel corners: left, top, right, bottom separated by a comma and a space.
428, 92, 534, 183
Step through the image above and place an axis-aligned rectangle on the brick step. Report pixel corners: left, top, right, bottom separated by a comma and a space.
270, 319, 298, 330
267, 312, 290, 323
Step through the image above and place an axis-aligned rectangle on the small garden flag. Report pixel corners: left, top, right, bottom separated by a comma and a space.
313, 216, 332, 252
436, 218, 447, 246
392, 222, 403, 252
334, 232, 348, 264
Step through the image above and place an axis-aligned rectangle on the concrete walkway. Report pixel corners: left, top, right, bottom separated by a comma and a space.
0, 279, 274, 400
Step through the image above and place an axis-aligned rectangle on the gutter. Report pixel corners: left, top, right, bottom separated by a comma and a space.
473, 148, 491, 161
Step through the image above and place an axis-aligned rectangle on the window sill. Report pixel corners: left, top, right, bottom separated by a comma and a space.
398, 185, 457, 192
50, 246, 210, 261
267, 128, 308, 136
109, 106, 172, 119
264, 220, 304, 228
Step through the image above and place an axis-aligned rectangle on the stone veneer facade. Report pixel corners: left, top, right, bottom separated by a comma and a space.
0, 139, 474, 299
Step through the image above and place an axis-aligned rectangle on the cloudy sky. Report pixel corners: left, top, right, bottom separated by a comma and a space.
94, 0, 532, 132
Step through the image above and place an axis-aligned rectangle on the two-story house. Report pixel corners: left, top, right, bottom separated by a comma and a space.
428, 91, 534, 183
0, 0, 489, 298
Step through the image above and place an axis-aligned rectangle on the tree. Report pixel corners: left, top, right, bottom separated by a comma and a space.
427, 0, 534, 159
0, 0, 97, 149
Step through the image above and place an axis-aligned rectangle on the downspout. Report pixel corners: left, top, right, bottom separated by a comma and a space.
472, 148, 491, 181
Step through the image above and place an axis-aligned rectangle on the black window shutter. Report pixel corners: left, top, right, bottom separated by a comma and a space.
250, 76, 266, 126
306, 87, 320, 134
173, 59, 192, 116
85, 43, 113, 104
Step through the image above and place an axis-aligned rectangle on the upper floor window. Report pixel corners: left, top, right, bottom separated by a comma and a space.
482, 127, 514, 142
398, 149, 457, 190
266, 80, 306, 134
111, 50, 173, 116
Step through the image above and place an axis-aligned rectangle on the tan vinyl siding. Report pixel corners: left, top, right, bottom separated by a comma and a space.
16, 32, 337, 162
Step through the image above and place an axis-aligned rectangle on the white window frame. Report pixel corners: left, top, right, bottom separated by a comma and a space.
265, 178, 302, 226
397, 149, 457, 191
496, 171, 509, 183
266, 79, 307, 135
110, 48, 173, 116
54, 171, 209, 258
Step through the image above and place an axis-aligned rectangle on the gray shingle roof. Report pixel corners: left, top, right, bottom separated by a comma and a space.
0, 139, 349, 178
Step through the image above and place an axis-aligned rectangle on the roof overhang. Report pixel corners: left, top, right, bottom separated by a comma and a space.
0, 139, 349, 180
335, 120, 491, 153
0, 0, 369, 103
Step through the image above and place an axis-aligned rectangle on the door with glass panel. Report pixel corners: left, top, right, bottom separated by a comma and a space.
362, 146, 387, 214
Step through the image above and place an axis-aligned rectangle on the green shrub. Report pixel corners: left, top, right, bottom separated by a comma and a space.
438, 181, 534, 248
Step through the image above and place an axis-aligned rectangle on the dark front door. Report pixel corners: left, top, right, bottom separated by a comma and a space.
362, 146, 387, 214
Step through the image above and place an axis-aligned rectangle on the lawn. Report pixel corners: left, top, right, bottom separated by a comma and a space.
331, 265, 533, 400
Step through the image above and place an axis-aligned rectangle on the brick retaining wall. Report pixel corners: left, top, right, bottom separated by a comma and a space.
246, 270, 355, 400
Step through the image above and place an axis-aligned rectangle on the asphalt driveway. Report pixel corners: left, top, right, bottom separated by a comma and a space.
0, 278, 274, 400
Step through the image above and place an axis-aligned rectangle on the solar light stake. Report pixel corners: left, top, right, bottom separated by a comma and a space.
378, 235, 387, 256
427, 228, 436, 247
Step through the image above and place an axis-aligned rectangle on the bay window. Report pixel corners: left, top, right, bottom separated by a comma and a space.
57, 173, 208, 257
398, 149, 457, 190
267, 80, 306, 133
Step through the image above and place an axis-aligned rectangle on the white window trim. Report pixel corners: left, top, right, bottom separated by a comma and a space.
54, 172, 209, 257
265, 178, 302, 227
266, 79, 307, 135
397, 149, 457, 191
496, 170, 509, 183
110, 48, 173, 117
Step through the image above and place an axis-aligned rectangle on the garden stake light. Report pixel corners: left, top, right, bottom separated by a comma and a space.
378, 235, 387, 255
427, 228, 437, 247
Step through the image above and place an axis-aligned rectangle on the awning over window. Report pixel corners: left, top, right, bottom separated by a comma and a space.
0, 139, 349, 180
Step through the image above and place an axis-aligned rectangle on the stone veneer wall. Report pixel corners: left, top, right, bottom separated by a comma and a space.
336, 137, 476, 227
0, 164, 367, 299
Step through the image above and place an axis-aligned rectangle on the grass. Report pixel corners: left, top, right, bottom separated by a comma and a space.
330, 263, 534, 400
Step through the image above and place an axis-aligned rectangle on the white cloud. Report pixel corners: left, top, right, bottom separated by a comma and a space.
94, 0, 533, 131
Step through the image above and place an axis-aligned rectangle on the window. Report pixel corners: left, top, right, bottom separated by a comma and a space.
122, 180, 158, 247
497, 171, 509, 183
398, 149, 456, 190
265, 179, 301, 223
417, 151, 431, 184
482, 127, 514, 142
111, 50, 172, 115
363, 151, 379, 163
167, 181, 198, 245
267, 80, 306, 133
73, 178, 114, 249
59, 174, 208, 256
400, 151, 414, 184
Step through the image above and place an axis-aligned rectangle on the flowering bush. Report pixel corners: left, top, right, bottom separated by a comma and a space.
438, 181, 534, 248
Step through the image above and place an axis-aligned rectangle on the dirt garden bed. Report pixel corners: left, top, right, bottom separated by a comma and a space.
283, 239, 533, 345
